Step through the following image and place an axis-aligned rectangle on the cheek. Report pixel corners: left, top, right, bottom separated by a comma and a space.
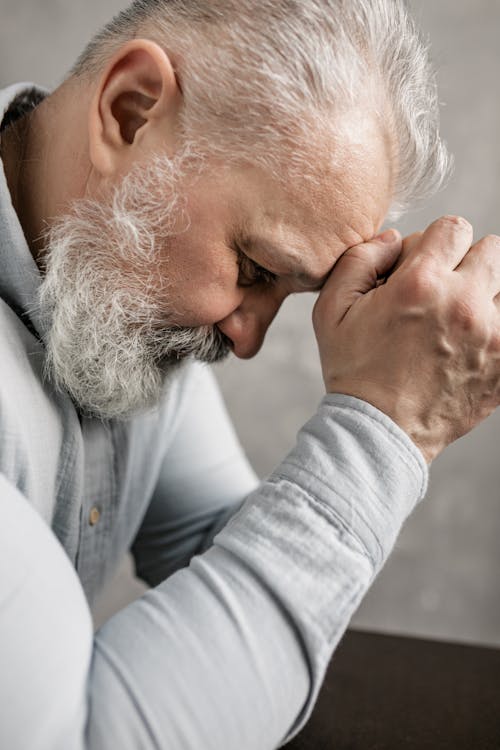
156, 209, 243, 325
159, 245, 243, 326
174, 283, 241, 326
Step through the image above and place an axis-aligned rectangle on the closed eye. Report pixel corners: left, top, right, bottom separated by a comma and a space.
234, 245, 278, 288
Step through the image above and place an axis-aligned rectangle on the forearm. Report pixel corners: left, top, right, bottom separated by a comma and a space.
213, 393, 427, 741
89, 394, 426, 748
2, 395, 427, 750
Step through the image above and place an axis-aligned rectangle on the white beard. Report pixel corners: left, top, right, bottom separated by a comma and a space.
38, 152, 231, 420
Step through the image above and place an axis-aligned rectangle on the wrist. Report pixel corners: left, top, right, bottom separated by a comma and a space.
325, 381, 440, 465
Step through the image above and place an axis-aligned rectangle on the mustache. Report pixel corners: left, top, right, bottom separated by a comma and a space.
157, 324, 233, 365
197, 327, 233, 363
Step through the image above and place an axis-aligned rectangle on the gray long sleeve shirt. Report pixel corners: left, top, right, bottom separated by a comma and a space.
0, 82, 428, 750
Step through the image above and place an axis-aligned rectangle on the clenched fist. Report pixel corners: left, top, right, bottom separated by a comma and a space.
313, 216, 500, 463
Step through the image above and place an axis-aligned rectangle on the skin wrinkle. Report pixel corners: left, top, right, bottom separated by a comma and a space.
0, 41, 393, 418
41, 134, 390, 416
71, 0, 452, 216
6, 22, 494, 470
38, 153, 234, 419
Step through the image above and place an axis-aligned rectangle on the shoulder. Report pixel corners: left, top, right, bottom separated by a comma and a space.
0, 299, 48, 414
0, 300, 65, 514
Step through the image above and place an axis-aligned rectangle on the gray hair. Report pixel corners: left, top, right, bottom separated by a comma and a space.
72, 0, 451, 217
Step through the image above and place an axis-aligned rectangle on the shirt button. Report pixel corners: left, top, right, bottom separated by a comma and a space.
89, 507, 101, 526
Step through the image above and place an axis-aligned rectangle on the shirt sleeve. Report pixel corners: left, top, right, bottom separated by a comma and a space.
1, 394, 428, 750
132, 364, 260, 586
0, 473, 93, 750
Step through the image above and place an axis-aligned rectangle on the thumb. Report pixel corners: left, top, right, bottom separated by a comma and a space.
316, 229, 402, 327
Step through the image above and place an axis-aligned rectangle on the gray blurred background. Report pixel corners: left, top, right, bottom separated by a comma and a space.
1, 0, 499, 646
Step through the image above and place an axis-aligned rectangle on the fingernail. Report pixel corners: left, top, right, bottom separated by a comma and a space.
376, 229, 398, 244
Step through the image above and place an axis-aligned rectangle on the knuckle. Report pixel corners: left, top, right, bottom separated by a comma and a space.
451, 298, 477, 327
480, 234, 500, 249
438, 215, 472, 232
449, 295, 485, 336
401, 263, 441, 303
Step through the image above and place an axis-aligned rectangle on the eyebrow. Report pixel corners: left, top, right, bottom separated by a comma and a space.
241, 236, 329, 291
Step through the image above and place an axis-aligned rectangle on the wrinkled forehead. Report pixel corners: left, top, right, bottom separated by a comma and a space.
258, 113, 395, 252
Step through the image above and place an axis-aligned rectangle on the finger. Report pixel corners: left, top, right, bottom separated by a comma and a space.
405, 215, 474, 269
318, 229, 402, 326
391, 231, 423, 273
455, 234, 500, 294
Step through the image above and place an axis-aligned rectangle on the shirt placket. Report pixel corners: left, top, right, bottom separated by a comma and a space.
77, 418, 117, 602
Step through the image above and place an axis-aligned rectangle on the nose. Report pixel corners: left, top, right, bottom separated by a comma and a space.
216, 288, 286, 359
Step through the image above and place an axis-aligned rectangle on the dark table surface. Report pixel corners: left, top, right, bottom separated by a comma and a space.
286, 629, 500, 750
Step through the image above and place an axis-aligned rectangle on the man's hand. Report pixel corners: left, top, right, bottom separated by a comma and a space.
313, 216, 500, 463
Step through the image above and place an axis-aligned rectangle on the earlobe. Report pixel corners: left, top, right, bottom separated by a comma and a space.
88, 40, 181, 178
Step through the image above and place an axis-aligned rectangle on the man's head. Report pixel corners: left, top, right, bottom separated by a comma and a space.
72, 0, 450, 214
6, 0, 450, 419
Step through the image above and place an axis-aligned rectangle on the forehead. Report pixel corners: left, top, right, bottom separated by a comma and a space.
241, 115, 394, 278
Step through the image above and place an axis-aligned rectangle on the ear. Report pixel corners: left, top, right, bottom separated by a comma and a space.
88, 39, 182, 177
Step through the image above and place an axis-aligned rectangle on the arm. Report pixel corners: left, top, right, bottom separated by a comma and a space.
0, 397, 425, 750
3, 218, 499, 750
0, 473, 93, 750
132, 363, 259, 587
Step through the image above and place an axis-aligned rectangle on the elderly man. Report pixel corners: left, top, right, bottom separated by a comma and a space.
1, 1, 499, 748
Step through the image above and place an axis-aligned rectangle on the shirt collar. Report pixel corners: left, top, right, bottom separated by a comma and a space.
0, 83, 49, 342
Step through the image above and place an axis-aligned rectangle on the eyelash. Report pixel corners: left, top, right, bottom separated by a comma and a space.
234, 246, 278, 288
